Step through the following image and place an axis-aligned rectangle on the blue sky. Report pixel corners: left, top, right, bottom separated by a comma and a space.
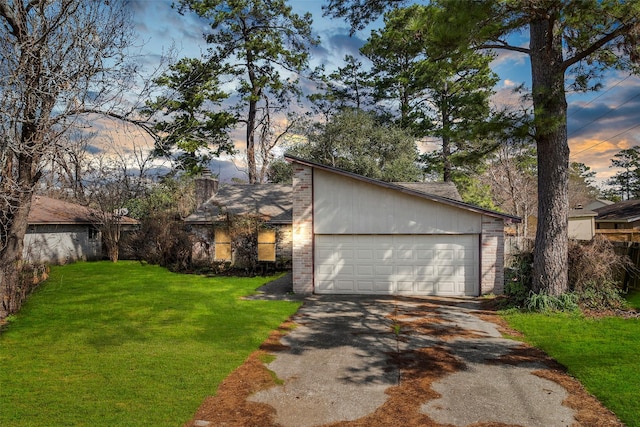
126, 0, 640, 186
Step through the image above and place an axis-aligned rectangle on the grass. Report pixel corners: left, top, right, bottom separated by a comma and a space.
0, 261, 301, 426
626, 288, 640, 309
501, 295, 640, 426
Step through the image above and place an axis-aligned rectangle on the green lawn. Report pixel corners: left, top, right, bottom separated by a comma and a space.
501, 298, 640, 426
0, 261, 301, 426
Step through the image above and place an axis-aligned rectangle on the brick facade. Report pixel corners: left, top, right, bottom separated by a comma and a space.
292, 164, 314, 293
480, 216, 505, 295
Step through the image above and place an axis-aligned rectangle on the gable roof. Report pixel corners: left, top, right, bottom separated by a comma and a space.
594, 199, 640, 223
28, 196, 138, 226
285, 154, 521, 222
185, 183, 292, 224
394, 182, 462, 201
569, 208, 597, 218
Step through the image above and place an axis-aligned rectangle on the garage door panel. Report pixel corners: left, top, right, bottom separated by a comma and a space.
436, 280, 456, 294
397, 281, 414, 293
436, 249, 454, 261
336, 280, 355, 291
357, 248, 374, 258
373, 281, 393, 292
397, 265, 413, 276
417, 249, 434, 260
315, 235, 478, 296
375, 265, 393, 275
416, 281, 435, 293
357, 265, 374, 275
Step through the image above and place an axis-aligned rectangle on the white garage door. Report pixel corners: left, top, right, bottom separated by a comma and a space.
315, 235, 479, 296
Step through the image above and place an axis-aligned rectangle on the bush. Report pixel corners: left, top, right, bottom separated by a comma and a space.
525, 291, 579, 313
504, 237, 632, 312
123, 213, 193, 272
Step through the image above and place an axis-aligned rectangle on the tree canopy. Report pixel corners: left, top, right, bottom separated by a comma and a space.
290, 109, 421, 182
175, 0, 318, 184
144, 58, 237, 175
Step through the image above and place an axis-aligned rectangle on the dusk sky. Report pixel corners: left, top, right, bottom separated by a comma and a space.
126, 0, 640, 186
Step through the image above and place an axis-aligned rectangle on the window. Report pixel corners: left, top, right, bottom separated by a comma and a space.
258, 229, 276, 262
88, 227, 100, 241
214, 228, 232, 261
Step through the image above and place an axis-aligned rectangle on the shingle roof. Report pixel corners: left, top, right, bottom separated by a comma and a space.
394, 182, 463, 202
569, 208, 597, 218
594, 199, 640, 222
28, 196, 138, 225
185, 184, 292, 224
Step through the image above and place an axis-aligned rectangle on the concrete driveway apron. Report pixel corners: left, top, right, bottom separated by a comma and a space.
247, 295, 577, 427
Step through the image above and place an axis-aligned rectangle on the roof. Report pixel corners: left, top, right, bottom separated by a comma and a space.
594, 199, 640, 223
569, 208, 597, 218
394, 182, 462, 201
28, 196, 138, 226
285, 154, 521, 222
185, 183, 292, 224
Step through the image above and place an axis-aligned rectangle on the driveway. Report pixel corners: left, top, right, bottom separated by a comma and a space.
185, 280, 621, 426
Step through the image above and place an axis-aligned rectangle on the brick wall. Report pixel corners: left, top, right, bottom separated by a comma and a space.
481, 216, 505, 295
292, 164, 314, 293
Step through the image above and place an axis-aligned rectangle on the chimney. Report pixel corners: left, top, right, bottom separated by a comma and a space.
195, 170, 219, 207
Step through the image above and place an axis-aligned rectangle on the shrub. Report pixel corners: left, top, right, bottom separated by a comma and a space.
503, 250, 533, 307
504, 237, 632, 312
123, 213, 193, 272
568, 237, 632, 294
525, 291, 579, 313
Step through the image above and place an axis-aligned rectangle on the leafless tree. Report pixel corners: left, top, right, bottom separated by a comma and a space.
0, 0, 137, 317
483, 144, 538, 239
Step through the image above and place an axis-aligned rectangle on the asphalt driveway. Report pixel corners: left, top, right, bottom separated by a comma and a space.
185, 278, 621, 426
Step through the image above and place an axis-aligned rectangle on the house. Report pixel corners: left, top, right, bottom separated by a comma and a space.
24, 196, 138, 264
186, 173, 466, 271
593, 199, 640, 242
185, 178, 294, 267
568, 207, 598, 240
286, 155, 520, 297
584, 198, 614, 211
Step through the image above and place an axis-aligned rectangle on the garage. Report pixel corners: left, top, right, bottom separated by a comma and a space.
315, 234, 478, 296
286, 155, 520, 296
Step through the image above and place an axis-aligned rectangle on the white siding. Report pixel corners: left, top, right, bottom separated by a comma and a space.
313, 169, 481, 235
568, 217, 595, 240
24, 224, 102, 264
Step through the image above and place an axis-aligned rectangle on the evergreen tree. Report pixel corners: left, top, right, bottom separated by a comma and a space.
176, 0, 317, 183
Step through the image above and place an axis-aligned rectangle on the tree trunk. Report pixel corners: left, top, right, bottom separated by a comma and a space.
247, 96, 257, 184
0, 192, 34, 319
529, 18, 570, 296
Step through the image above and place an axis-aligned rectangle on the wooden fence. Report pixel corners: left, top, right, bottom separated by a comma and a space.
595, 229, 640, 243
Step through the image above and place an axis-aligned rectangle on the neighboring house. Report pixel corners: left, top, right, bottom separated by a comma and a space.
584, 198, 614, 211
285, 154, 521, 297
24, 196, 138, 264
185, 178, 294, 267
593, 199, 640, 242
568, 208, 597, 240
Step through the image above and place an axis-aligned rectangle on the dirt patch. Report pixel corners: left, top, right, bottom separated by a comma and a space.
183, 323, 296, 427
322, 346, 464, 427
